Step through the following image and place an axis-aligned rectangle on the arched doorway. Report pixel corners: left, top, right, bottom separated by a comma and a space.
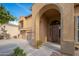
39, 4, 61, 45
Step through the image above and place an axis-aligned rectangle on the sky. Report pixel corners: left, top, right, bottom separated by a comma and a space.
0, 3, 32, 25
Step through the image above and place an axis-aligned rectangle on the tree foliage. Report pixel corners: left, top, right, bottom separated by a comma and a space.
0, 4, 16, 25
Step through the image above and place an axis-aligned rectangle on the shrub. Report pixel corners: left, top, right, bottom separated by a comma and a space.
0, 35, 4, 39
12, 47, 26, 56
13, 36, 17, 39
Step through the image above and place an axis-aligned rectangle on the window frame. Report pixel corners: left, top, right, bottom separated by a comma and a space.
75, 16, 79, 43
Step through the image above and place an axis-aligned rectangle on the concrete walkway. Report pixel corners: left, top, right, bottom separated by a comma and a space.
0, 39, 65, 56
28, 42, 63, 56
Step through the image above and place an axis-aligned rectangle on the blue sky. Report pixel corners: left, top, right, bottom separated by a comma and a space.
0, 3, 32, 25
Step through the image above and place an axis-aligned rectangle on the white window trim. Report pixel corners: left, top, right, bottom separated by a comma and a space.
75, 16, 79, 43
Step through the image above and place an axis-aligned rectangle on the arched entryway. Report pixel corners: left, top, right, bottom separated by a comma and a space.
34, 4, 61, 48
40, 8, 61, 45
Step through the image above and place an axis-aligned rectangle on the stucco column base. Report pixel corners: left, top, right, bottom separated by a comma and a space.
35, 39, 42, 49
61, 41, 75, 55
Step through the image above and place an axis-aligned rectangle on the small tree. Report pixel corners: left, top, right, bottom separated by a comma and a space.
0, 4, 16, 25
0, 26, 10, 39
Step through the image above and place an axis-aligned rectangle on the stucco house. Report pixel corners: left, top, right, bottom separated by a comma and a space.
0, 23, 19, 39
19, 3, 79, 55
18, 15, 32, 39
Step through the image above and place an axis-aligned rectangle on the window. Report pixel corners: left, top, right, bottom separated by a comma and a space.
19, 20, 23, 29
27, 32, 32, 40
75, 16, 79, 42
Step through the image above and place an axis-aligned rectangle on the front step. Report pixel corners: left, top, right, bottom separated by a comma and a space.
42, 42, 60, 51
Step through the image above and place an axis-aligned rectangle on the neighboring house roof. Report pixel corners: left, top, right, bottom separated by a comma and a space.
25, 15, 32, 19
19, 15, 32, 22
6, 23, 18, 27
0, 23, 18, 28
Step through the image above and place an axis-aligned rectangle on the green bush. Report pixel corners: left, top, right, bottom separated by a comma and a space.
12, 47, 26, 56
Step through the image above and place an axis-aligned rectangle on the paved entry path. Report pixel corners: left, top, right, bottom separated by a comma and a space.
0, 39, 65, 56
28, 42, 65, 56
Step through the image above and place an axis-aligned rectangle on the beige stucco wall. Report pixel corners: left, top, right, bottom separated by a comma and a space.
61, 4, 74, 55
19, 16, 32, 30
25, 16, 32, 30
40, 16, 48, 43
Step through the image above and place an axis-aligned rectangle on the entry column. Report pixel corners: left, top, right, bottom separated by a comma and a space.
35, 15, 42, 48
61, 4, 74, 55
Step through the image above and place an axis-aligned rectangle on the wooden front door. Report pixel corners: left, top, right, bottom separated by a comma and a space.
48, 23, 60, 44
52, 25, 60, 43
